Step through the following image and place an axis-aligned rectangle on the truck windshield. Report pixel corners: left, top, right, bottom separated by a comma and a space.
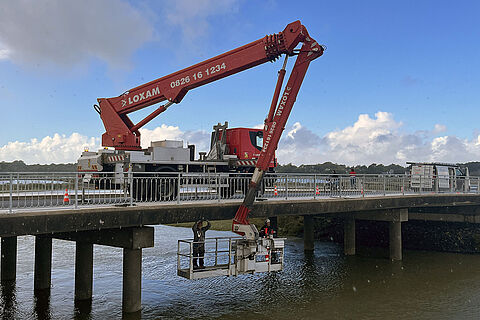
249, 131, 263, 151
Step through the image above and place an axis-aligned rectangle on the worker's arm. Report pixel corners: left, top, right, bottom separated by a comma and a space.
203, 220, 211, 232
259, 226, 266, 237
192, 221, 200, 232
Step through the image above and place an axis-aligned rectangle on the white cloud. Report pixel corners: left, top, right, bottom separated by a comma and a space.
139, 125, 184, 148
278, 112, 480, 165
0, 0, 154, 68
0, 48, 9, 60
3, 114, 479, 166
139, 125, 210, 152
0, 126, 210, 164
0, 133, 100, 164
164, 0, 239, 44
433, 124, 447, 133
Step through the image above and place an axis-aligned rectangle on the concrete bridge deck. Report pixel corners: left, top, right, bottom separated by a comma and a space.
1, 193, 480, 237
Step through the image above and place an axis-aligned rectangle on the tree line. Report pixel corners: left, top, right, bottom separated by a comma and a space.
0, 160, 76, 172
277, 162, 480, 176
1, 160, 480, 176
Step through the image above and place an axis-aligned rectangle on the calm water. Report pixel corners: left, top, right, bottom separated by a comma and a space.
1, 225, 480, 319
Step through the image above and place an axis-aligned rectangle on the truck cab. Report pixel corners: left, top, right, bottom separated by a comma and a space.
224, 128, 276, 170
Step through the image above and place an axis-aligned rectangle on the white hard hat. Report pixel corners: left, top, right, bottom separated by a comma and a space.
266, 219, 270, 223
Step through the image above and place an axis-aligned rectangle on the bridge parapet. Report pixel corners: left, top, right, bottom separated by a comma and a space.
1, 172, 479, 213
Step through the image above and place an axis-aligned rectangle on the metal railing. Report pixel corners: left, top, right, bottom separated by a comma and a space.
1, 172, 479, 212
177, 237, 240, 275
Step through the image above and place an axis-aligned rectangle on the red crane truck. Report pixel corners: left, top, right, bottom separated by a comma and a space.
77, 21, 324, 223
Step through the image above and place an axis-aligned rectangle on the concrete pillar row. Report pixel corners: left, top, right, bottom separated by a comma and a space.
344, 217, 356, 256
75, 242, 94, 301
303, 215, 315, 252
1, 236, 17, 282
53, 227, 154, 314
34, 235, 52, 291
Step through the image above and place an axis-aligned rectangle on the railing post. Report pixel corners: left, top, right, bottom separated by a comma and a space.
477, 177, 479, 194
363, 174, 366, 198
339, 176, 343, 197
129, 168, 134, 206
294, 177, 298, 198
435, 175, 439, 193
383, 175, 386, 196
217, 174, 220, 203
228, 238, 232, 275
9, 173, 13, 213
189, 242, 194, 274
75, 174, 78, 209
215, 238, 218, 266
402, 175, 405, 195
177, 241, 180, 274
16, 173, 19, 198
285, 175, 289, 200
419, 175, 422, 194
177, 173, 181, 204
314, 174, 317, 199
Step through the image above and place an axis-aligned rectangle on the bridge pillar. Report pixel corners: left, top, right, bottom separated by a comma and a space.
75, 242, 93, 301
354, 208, 407, 260
389, 221, 402, 261
344, 217, 356, 255
304, 215, 315, 251
34, 235, 52, 291
123, 248, 142, 313
53, 227, 154, 313
1, 236, 17, 282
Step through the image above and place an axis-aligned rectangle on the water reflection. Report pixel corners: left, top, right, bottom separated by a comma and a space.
33, 290, 50, 320
122, 310, 141, 320
74, 299, 92, 320
1, 281, 17, 318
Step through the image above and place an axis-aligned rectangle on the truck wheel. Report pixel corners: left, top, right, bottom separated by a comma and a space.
221, 181, 236, 198
220, 175, 247, 198
131, 174, 178, 202
154, 167, 179, 201
132, 179, 148, 201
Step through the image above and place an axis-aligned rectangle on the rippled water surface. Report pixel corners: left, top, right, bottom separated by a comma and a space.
1, 225, 480, 319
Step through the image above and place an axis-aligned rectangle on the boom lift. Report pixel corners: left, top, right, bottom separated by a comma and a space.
88, 20, 324, 277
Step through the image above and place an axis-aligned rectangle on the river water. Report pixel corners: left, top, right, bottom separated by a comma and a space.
1, 225, 480, 319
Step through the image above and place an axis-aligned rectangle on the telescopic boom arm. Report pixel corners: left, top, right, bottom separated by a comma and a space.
96, 21, 323, 150
95, 21, 324, 239
231, 24, 324, 239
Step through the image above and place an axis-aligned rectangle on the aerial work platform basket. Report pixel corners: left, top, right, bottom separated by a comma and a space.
177, 236, 285, 280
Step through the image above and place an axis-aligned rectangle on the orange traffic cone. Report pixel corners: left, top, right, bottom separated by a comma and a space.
274, 185, 278, 196
315, 186, 320, 195
63, 188, 70, 204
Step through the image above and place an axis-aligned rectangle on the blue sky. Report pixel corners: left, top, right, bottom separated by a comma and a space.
1, 0, 479, 165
